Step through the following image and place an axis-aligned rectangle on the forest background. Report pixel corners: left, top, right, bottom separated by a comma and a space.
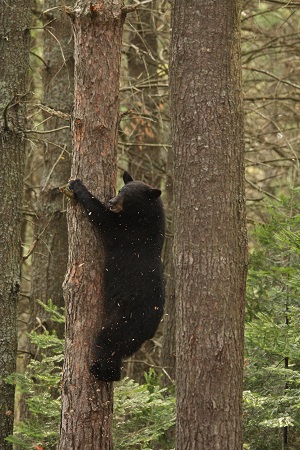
1, 0, 300, 449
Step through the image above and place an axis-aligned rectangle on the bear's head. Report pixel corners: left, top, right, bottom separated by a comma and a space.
108, 172, 162, 216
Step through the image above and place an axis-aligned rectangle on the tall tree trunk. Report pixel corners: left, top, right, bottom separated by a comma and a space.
59, 2, 124, 449
170, 1, 248, 449
18, 0, 74, 423
124, 1, 163, 380
0, 1, 31, 448
125, 1, 163, 186
30, 0, 74, 337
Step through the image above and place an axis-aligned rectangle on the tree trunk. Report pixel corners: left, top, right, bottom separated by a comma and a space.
0, 1, 31, 448
125, 1, 163, 187
30, 0, 74, 338
59, 2, 124, 449
170, 1, 248, 449
18, 0, 74, 424
123, 1, 163, 380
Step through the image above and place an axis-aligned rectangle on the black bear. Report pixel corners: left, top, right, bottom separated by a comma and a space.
68, 172, 165, 381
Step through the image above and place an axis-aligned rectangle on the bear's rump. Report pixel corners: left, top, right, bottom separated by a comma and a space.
98, 297, 163, 357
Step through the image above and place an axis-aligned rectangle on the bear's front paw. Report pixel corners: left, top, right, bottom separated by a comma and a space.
59, 179, 82, 199
68, 178, 82, 193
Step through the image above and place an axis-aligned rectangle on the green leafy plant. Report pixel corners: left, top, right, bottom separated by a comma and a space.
7, 301, 175, 450
6, 301, 64, 450
244, 191, 300, 449
113, 369, 175, 449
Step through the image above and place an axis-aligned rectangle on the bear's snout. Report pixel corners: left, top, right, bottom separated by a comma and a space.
109, 196, 123, 213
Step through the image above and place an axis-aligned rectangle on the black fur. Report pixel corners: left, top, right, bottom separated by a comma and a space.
68, 172, 165, 381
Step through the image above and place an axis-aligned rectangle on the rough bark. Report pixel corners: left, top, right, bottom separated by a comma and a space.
0, 1, 31, 448
59, 2, 124, 449
170, 1, 248, 449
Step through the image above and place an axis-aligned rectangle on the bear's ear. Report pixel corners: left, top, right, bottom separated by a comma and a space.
147, 188, 161, 200
123, 171, 133, 184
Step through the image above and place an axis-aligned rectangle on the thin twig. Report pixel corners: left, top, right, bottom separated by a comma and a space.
3, 93, 30, 131
119, 141, 171, 148
38, 103, 70, 121
3, 97, 15, 131
42, 146, 67, 191
21, 126, 70, 134
122, 0, 153, 15
23, 212, 55, 261
243, 65, 300, 90
246, 179, 280, 201
30, 51, 49, 68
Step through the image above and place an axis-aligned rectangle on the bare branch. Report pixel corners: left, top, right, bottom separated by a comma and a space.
246, 179, 280, 201
122, 0, 153, 15
243, 66, 300, 90
22, 126, 70, 134
37, 103, 71, 121
264, 0, 300, 7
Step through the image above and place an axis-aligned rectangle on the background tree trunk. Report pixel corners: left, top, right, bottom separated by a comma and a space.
125, 0, 163, 186
18, 0, 74, 424
30, 0, 74, 336
170, 1, 248, 449
59, 2, 124, 449
0, 1, 31, 448
123, 1, 164, 380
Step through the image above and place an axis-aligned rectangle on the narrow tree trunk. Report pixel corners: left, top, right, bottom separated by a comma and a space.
0, 2, 31, 448
123, 1, 163, 380
170, 1, 248, 449
30, 0, 74, 337
59, 2, 124, 449
125, 1, 163, 187
18, 0, 74, 423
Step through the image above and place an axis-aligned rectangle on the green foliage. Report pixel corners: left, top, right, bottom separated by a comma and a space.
6, 302, 64, 450
244, 191, 300, 449
7, 301, 175, 450
114, 370, 175, 449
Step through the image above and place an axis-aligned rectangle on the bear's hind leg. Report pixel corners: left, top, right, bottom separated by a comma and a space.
90, 358, 121, 381
90, 345, 122, 381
